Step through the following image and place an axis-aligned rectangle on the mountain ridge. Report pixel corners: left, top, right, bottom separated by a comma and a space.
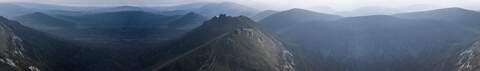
148, 15, 294, 71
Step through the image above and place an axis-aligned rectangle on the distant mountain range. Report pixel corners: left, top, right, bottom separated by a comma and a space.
0, 2, 261, 18
1, 2, 480, 71
0, 3, 33, 17
259, 8, 342, 32
251, 10, 278, 21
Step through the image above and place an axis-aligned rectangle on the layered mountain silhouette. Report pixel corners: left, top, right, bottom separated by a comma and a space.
0, 2, 97, 17
192, 2, 260, 17
251, 10, 278, 21
167, 12, 208, 30
148, 15, 294, 71
259, 8, 342, 32
394, 7, 480, 30
89, 6, 160, 14
14, 12, 75, 30
338, 7, 401, 16
0, 3, 33, 17
0, 2, 259, 18
1, 2, 480, 71
394, 7, 480, 21
6, 11, 211, 71
14, 11, 203, 40
159, 2, 260, 17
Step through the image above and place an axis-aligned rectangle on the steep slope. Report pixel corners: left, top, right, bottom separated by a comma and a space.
266, 14, 480, 71
330, 15, 476, 71
167, 12, 208, 30
148, 15, 294, 71
0, 16, 85, 71
259, 8, 342, 32
457, 40, 480, 71
0, 17, 40, 71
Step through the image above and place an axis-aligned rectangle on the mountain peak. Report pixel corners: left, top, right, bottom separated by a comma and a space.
14, 12, 55, 21
208, 14, 254, 26
280, 8, 341, 18
393, 7, 480, 21
395, 7, 478, 16
284, 8, 332, 14
289, 8, 309, 11
16, 12, 54, 20
263, 10, 278, 13
285, 8, 314, 13
436, 7, 469, 11
430, 7, 477, 13
154, 14, 293, 71
183, 14, 257, 40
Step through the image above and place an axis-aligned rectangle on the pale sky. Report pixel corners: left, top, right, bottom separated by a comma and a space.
1, 0, 479, 11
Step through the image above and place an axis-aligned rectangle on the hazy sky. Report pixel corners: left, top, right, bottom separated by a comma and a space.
1, 0, 479, 11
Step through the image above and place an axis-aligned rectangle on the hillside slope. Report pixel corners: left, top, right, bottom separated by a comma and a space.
149, 15, 294, 71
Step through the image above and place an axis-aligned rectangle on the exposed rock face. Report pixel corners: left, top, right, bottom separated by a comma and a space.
0, 16, 85, 71
457, 41, 480, 71
150, 15, 294, 71
0, 17, 40, 71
